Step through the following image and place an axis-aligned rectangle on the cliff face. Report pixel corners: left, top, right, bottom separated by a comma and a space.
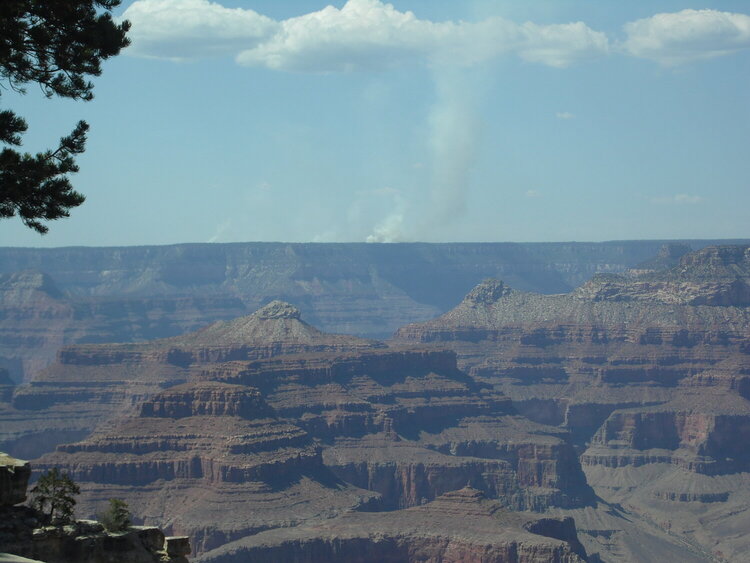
0, 301, 596, 561
4, 240, 744, 383
0, 302, 379, 459
0, 454, 190, 563
200, 488, 587, 563
0, 453, 30, 507
395, 245, 750, 562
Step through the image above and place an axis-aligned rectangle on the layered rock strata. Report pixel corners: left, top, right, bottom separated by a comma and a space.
5, 302, 594, 560
5, 240, 747, 382
0, 301, 380, 459
395, 245, 750, 561
199, 488, 588, 563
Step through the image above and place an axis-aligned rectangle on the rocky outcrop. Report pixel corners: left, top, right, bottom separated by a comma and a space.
0, 457, 191, 563
0, 454, 30, 507
2, 518, 190, 563
200, 488, 587, 563
575, 245, 750, 306
0, 302, 381, 459
394, 246, 750, 562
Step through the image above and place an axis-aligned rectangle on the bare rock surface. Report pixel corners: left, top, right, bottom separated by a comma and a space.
0, 302, 379, 458
198, 487, 588, 563
395, 245, 750, 561
4, 240, 746, 383
0, 458, 191, 563
0, 454, 30, 507
2, 302, 597, 561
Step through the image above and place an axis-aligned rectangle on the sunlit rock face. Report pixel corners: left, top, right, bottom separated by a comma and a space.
0, 301, 381, 460
4, 243, 750, 562
5, 239, 739, 383
0, 298, 593, 561
396, 245, 750, 562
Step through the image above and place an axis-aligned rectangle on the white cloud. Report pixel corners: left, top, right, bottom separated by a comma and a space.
517, 21, 609, 68
236, 2, 608, 71
121, 2, 750, 70
124, 0, 608, 70
623, 9, 750, 65
556, 111, 574, 119
651, 193, 704, 205
122, 0, 278, 60
525, 189, 541, 198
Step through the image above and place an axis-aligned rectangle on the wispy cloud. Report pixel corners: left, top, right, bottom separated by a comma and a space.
622, 9, 750, 65
525, 189, 541, 198
207, 218, 233, 242
651, 193, 704, 205
556, 111, 574, 120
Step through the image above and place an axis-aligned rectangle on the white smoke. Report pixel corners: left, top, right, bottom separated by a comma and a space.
365, 188, 407, 243
420, 69, 481, 236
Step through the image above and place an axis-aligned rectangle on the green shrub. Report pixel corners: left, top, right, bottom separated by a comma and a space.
98, 498, 131, 532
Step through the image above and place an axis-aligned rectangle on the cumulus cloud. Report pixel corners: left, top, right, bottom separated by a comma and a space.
236, 2, 608, 71
122, 0, 277, 59
123, 0, 608, 69
623, 9, 750, 65
651, 193, 704, 205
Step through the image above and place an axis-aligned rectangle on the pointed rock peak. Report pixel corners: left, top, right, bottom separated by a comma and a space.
465, 279, 511, 305
254, 300, 302, 320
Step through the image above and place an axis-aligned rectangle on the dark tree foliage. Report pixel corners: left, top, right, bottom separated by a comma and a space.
30, 467, 81, 525
0, 1, 130, 233
98, 498, 131, 532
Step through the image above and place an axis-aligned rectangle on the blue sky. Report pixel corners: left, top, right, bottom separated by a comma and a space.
1, 0, 749, 246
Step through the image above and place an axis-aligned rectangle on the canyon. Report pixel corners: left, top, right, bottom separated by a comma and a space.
1, 242, 749, 562
3, 240, 745, 383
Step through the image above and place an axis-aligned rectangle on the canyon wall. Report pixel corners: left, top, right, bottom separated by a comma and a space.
4, 240, 746, 382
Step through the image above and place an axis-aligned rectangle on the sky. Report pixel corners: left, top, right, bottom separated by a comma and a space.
1, 0, 749, 247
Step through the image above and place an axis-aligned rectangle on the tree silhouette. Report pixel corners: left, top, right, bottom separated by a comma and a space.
30, 467, 81, 525
0, 1, 130, 233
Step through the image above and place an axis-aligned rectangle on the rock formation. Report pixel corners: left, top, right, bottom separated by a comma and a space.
396, 245, 750, 561
0, 454, 190, 563
0, 301, 380, 459
200, 488, 588, 563
5, 240, 746, 382
0, 300, 601, 561
4, 243, 750, 562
